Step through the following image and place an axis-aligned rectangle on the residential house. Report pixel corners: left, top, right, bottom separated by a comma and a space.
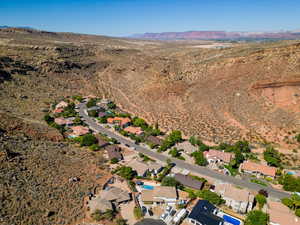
95, 136, 110, 148
268, 201, 300, 225
69, 126, 89, 137
147, 161, 164, 175
214, 183, 254, 214
107, 117, 131, 128
105, 145, 123, 161
55, 101, 68, 109
124, 126, 144, 136
239, 161, 277, 178
53, 108, 64, 114
187, 200, 224, 225
146, 135, 163, 147
88, 195, 113, 213
204, 149, 234, 165
127, 159, 149, 177
101, 186, 131, 204
174, 173, 204, 190
54, 117, 74, 126
141, 186, 178, 205
98, 111, 107, 118
97, 99, 112, 110
174, 141, 198, 154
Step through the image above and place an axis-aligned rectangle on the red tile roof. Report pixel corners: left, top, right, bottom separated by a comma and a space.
124, 126, 143, 135
69, 126, 89, 136
107, 117, 131, 126
204, 149, 234, 163
240, 161, 276, 177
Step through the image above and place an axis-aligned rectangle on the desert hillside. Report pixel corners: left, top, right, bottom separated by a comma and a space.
1, 28, 300, 146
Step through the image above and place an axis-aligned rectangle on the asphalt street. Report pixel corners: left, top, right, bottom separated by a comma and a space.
78, 102, 290, 199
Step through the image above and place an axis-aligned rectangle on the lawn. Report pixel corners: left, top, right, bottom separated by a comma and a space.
250, 178, 268, 186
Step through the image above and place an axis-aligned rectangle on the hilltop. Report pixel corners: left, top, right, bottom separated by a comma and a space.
1, 27, 300, 224
1, 27, 300, 146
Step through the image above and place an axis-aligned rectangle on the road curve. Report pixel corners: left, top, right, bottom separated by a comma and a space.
78, 103, 290, 199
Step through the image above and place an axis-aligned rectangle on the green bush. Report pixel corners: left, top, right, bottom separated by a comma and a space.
72, 95, 83, 102
98, 116, 108, 123
295, 209, 300, 217
107, 102, 116, 109
279, 174, 300, 192
133, 207, 143, 219
245, 210, 269, 225
250, 179, 267, 186
110, 158, 119, 164
89, 144, 100, 151
91, 209, 115, 221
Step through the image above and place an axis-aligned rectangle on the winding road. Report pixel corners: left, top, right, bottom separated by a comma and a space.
78, 102, 290, 199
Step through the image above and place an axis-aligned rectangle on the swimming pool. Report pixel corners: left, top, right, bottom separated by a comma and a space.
223, 214, 241, 225
142, 184, 154, 190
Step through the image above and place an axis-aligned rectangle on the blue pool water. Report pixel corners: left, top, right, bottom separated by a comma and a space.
142, 184, 154, 190
223, 214, 240, 225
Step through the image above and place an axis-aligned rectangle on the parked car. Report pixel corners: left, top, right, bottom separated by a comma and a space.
160, 213, 168, 220
136, 180, 144, 185
141, 206, 147, 215
166, 206, 172, 212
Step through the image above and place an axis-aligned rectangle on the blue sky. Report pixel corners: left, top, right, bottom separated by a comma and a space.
0, 0, 299, 36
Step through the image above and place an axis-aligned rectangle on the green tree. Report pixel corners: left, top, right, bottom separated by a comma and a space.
263, 146, 281, 167
279, 174, 300, 192
115, 166, 136, 180
255, 194, 267, 209
44, 114, 54, 124
80, 134, 97, 146
168, 130, 182, 143
168, 148, 182, 158
132, 117, 148, 129
191, 151, 208, 166
245, 210, 269, 225
198, 142, 210, 152
196, 190, 224, 205
234, 140, 251, 153
295, 134, 300, 143
161, 177, 183, 188
86, 98, 97, 108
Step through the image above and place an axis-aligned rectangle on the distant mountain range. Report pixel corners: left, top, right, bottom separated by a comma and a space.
0, 25, 35, 30
131, 30, 300, 40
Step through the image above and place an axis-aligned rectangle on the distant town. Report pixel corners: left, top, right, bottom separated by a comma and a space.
43, 95, 300, 225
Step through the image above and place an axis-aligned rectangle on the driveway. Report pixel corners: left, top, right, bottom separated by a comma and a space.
78, 102, 290, 199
